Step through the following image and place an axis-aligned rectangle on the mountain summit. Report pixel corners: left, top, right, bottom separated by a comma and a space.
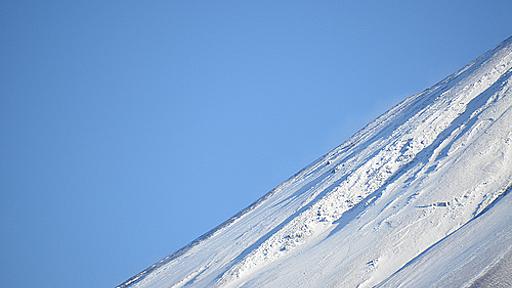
120, 36, 512, 288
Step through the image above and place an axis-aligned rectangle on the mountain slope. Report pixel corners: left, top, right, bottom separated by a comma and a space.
119, 36, 512, 288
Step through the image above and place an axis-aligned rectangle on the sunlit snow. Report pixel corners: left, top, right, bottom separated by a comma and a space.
119, 36, 512, 288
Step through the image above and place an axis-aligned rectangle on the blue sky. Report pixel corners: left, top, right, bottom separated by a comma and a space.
1, 0, 511, 287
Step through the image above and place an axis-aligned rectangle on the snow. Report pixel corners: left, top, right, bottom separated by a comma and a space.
118, 36, 512, 288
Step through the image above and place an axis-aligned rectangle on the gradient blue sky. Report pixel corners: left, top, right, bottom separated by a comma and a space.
1, 0, 511, 287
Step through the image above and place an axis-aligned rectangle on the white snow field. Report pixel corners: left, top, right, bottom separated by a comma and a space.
118, 36, 512, 288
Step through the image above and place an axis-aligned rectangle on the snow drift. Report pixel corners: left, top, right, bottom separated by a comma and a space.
119, 36, 512, 288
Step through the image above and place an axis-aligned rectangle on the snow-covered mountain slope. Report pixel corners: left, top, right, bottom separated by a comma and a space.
119, 36, 512, 288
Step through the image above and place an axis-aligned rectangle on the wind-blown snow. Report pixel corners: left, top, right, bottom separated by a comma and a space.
119, 36, 512, 288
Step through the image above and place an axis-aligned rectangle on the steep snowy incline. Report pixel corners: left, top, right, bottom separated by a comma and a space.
118, 36, 512, 288
378, 184, 512, 288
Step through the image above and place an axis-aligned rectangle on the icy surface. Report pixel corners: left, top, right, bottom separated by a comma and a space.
118, 36, 512, 288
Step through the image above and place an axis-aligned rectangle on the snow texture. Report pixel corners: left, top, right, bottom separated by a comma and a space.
118, 36, 512, 288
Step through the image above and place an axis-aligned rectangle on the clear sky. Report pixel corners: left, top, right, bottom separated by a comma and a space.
1, 0, 511, 287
